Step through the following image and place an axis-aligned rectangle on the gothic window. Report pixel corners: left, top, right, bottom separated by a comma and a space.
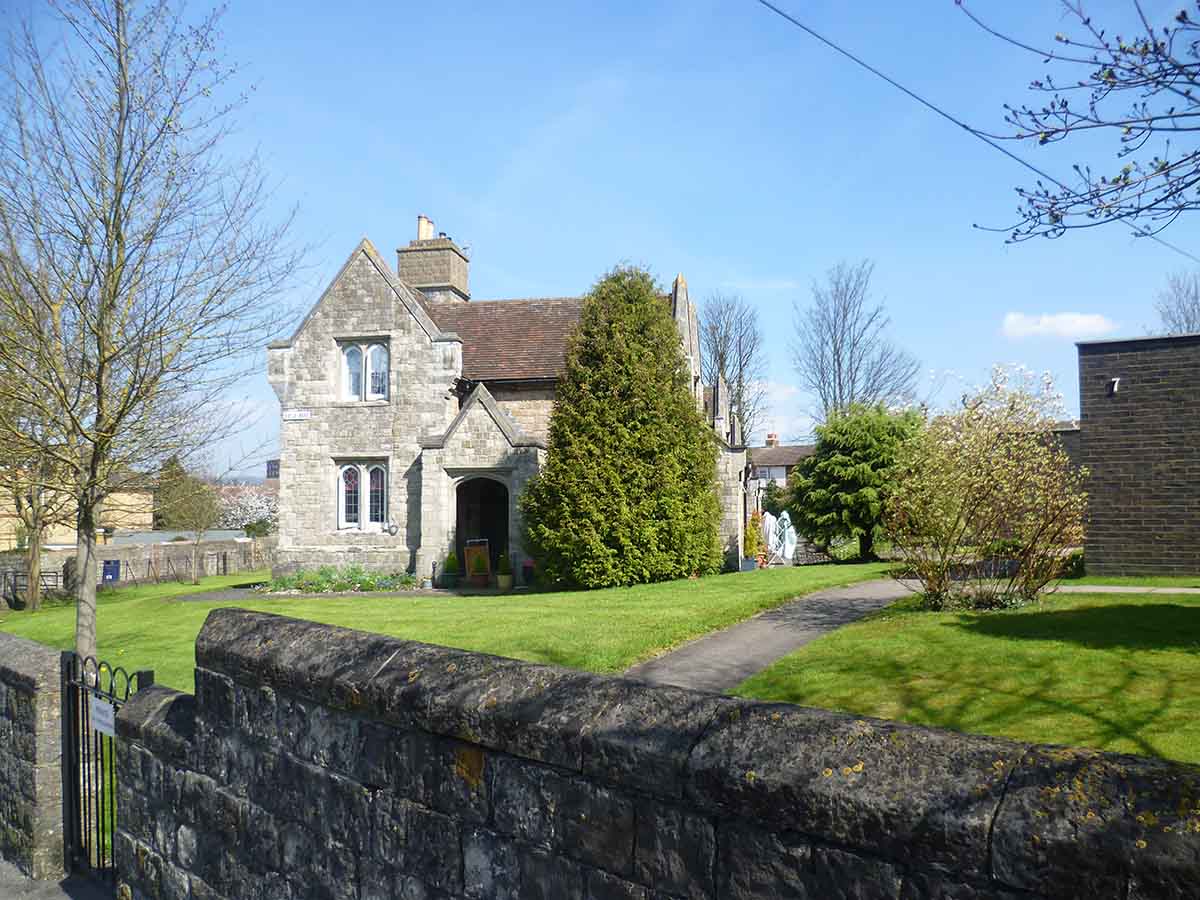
339, 340, 390, 401
343, 346, 363, 400
368, 465, 387, 524
368, 344, 389, 400
337, 462, 388, 531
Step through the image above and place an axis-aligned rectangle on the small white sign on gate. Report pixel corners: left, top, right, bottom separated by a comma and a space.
89, 694, 116, 737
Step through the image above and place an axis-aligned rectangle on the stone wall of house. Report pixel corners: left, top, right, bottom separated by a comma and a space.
1078, 334, 1200, 574
417, 393, 542, 583
268, 242, 463, 575
114, 609, 1200, 900
718, 447, 746, 570
488, 383, 557, 445
0, 633, 63, 880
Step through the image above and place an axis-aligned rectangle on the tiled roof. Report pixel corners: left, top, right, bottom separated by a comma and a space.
430, 297, 584, 381
748, 444, 815, 467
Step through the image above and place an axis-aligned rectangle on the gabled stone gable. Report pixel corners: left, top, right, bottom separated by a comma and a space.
421, 383, 544, 451
268, 240, 465, 574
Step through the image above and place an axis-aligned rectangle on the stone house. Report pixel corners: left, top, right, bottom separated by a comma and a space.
268, 217, 746, 580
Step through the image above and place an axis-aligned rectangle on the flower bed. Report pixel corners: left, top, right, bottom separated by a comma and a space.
260, 565, 417, 594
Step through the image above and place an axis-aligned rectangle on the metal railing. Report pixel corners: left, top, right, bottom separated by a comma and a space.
61, 653, 153, 882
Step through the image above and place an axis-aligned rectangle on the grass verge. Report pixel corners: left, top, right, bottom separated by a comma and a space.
0, 563, 889, 691
734, 590, 1200, 764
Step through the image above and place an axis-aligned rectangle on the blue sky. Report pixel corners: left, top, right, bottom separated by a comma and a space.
136, 1, 1200, 468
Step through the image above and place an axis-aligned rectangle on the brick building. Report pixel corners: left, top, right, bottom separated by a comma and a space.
1077, 332, 1200, 575
267, 216, 745, 579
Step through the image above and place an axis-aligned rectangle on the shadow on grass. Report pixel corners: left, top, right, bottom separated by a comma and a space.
785, 652, 1179, 760
953, 603, 1200, 652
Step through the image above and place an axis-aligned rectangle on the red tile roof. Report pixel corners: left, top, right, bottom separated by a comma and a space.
431, 297, 584, 381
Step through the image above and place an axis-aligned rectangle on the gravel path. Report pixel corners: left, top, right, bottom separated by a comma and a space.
624, 578, 910, 693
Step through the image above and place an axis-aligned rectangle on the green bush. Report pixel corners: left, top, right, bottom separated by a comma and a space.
470, 554, 488, 576
791, 404, 921, 561
520, 266, 723, 588
243, 519, 274, 538
497, 554, 513, 576
443, 552, 459, 575
1060, 549, 1085, 579
264, 565, 416, 593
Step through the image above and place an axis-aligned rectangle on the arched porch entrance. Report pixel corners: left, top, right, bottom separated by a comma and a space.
455, 477, 509, 572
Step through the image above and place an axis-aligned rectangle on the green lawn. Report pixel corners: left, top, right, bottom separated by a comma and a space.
735, 591, 1200, 765
0, 563, 888, 691
1067, 574, 1200, 588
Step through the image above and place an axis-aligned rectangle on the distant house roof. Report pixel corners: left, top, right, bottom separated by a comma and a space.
430, 297, 584, 382
748, 444, 815, 468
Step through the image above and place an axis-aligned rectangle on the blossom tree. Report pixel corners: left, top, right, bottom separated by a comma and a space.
884, 367, 1087, 609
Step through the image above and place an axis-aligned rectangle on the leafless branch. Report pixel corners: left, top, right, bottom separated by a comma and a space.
790, 260, 919, 421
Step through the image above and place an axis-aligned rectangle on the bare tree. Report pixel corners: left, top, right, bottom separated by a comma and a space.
1156, 270, 1200, 334
791, 260, 919, 421
960, 1, 1200, 239
0, 0, 300, 659
700, 292, 768, 442
157, 466, 222, 585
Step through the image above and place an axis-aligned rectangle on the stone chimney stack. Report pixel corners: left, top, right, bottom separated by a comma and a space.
397, 215, 470, 304
765, 433, 779, 448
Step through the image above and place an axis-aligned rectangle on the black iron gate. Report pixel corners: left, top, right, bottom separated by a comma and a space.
61, 653, 153, 882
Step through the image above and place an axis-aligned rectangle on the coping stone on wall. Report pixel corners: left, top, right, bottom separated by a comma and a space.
172, 607, 1200, 898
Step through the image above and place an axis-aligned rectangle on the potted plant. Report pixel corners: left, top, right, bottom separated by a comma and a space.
469, 552, 489, 588
442, 551, 459, 589
496, 554, 513, 592
742, 512, 765, 571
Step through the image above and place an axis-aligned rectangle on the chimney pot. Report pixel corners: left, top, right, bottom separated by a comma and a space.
417, 215, 434, 241
766, 433, 779, 447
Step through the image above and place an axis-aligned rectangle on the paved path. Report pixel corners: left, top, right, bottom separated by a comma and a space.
625, 579, 909, 694
0, 860, 111, 899
1056, 584, 1200, 594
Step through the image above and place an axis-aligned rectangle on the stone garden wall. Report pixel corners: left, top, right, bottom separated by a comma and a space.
114, 608, 1200, 899
0, 632, 63, 879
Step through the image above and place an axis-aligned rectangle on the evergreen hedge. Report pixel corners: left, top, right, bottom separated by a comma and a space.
520, 266, 723, 588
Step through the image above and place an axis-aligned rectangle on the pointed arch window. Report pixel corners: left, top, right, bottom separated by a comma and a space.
368, 465, 387, 524
338, 339, 391, 401
336, 461, 389, 531
368, 344, 389, 400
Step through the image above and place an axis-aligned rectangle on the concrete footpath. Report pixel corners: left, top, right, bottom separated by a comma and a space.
0, 860, 110, 899
625, 578, 908, 693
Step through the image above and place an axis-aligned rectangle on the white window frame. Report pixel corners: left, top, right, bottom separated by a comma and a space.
336, 461, 388, 531
339, 340, 390, 401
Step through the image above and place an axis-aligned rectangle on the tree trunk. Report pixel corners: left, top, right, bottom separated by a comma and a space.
74, 506, 98, 662
25, 528, 42, 611
860, 529, 876, 562
191, 539, 200, 585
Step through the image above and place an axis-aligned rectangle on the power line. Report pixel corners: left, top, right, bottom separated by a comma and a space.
751, 0, 1200, 266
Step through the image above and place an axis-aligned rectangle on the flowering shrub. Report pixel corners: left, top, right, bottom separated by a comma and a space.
219, 485, 279, 533
884, 367, 1087, 609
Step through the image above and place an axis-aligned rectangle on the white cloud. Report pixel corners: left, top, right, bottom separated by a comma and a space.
1001, 312, 1118, 341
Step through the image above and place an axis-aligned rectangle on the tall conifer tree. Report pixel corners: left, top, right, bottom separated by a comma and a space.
521, 267, 722, 588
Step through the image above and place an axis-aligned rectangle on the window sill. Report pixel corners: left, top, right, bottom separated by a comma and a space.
330, 399, 391, 407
